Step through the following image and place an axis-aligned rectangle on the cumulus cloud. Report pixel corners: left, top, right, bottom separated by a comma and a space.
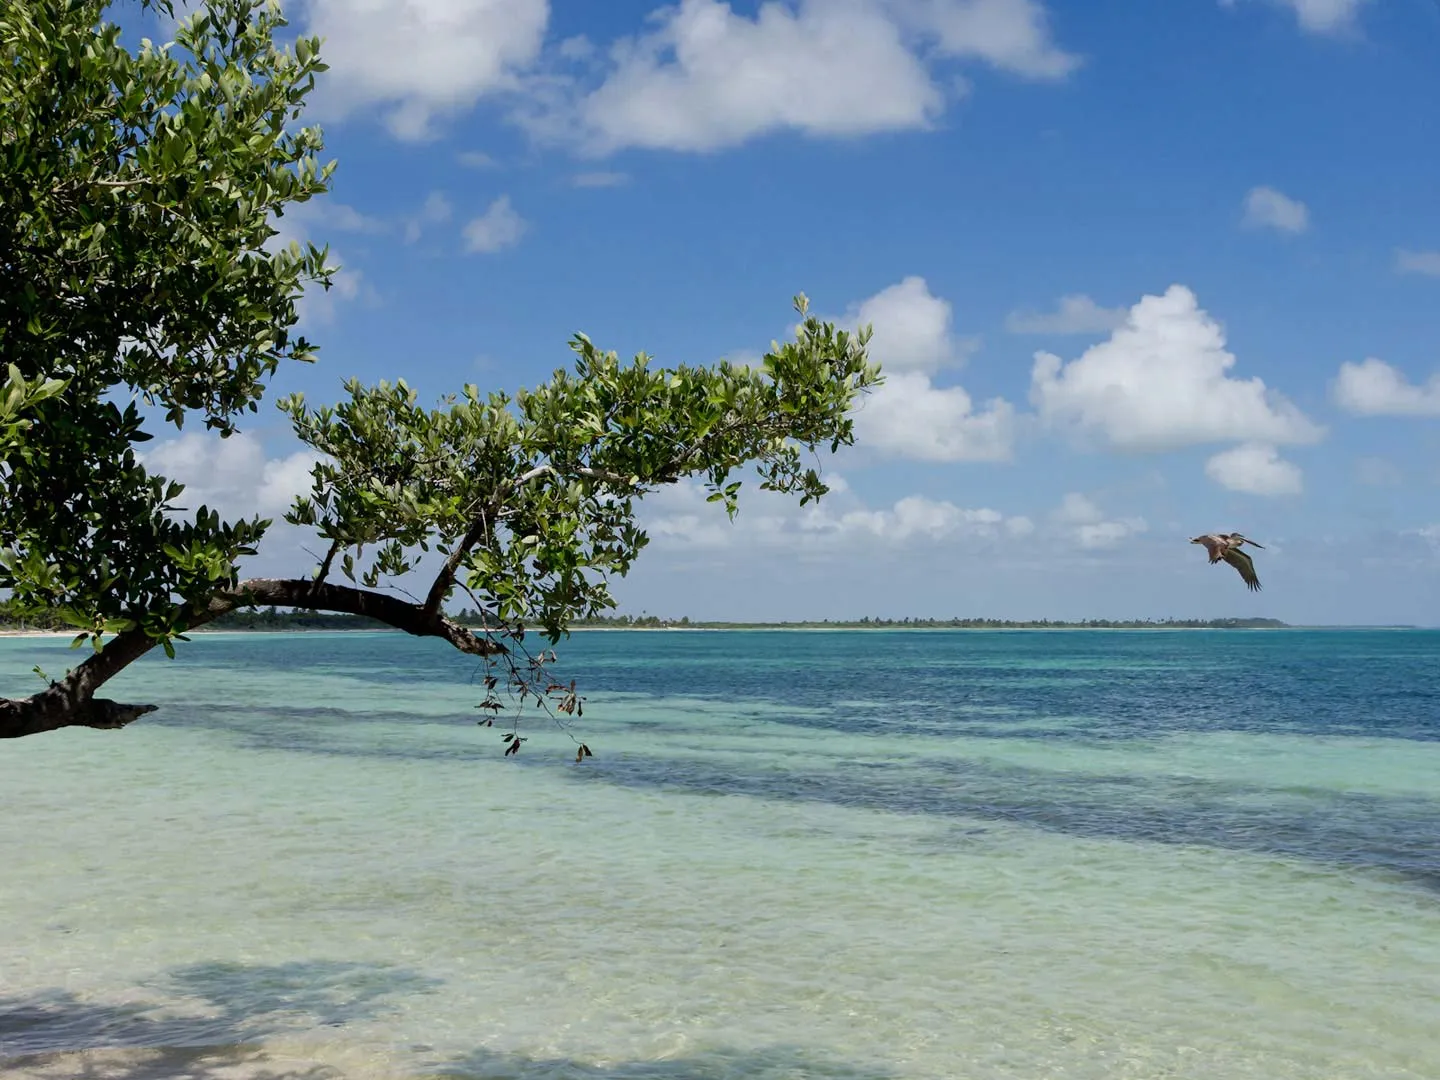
1029, 284, 1323, 452
1052, 492, 1102, 525
888, 0, 1080, 78
1219, 0, 1369, 34
141, 433, 324, 520
520, 0, 1076, 155
549, 0, 939, 154
1073, 520, 1145, 549
642, 478, 1030, 551
1333, 357, 1440, 417
300, 0, 550, 141
1204, 442, 1303, 496
1005, 294, 1127, 335
1048, 492, 1146, 549
840, 276, 974, 373
854, 373, 1016, 462
1242, 186, 1309, 234
827, 277, 1013, 462
1396, 250, 1440, 277
462, 196, 528, 253
273, 0, 1076, 153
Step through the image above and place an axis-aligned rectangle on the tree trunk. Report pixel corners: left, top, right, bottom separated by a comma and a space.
0, 577, 503, 739
0, 691, 157, 738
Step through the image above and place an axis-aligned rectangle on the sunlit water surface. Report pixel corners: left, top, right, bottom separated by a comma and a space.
2, 629, 1438, 1079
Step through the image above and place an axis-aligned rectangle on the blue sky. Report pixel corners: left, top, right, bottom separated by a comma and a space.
138, 0, 1440, 625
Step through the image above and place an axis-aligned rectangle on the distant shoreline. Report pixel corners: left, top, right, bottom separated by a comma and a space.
0, 624, 1426, 639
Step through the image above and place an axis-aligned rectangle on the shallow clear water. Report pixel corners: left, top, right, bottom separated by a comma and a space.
2, 628, 1438, 1079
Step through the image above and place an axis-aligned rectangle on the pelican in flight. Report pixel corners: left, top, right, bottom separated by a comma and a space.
1190, 533, 1265, 591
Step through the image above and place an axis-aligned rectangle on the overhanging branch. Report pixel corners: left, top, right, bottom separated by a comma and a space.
0, 577, 505, 739
423, 514, 489, 619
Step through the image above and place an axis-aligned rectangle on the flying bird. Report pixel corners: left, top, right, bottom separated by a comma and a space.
1190, 533, 1265, 591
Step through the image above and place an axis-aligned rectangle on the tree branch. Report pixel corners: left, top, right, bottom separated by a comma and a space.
0, 578, 505, 739
514, 463, 632, 489
421, 460, 635, 620
315, 538, 341, 583
423, 512, 489, 619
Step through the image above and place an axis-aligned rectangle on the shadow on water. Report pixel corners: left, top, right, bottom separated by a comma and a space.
425, 1044, 899, 1080
0, 960, 441, 1076
152, 701, 1440, 894
0, 1043, 897, 1080
0, 1043, 342, 1080
569, 753, 1440, 894
1, 963, 892, 1079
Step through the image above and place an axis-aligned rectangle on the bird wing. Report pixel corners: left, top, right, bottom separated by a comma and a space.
1221, 547, 1262, 591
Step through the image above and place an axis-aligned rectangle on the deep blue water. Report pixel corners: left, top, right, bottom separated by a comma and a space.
136, 626, 1440, 741
27, 627, 1431, 891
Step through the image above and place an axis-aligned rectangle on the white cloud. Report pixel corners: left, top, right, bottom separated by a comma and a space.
1396, 250, 1440, 277
554, 0, 939, 154
404, 191, 454, 243
281, 0, 1076, 153
840, 275, 973, 373
1333, 357, 1440, 417
854, 372, 1016, 462
828, 277, 1012, 462
1242, 185, 1310, 234
462, 196, 528, 254
642, 483, 1169, 578
841, 496, 1006, 543
1052, 492, 1102, 525
1030, 284, 1323, 452
1048, 492, 1146, 549
523, 0, 1076, 155
142, 433, 324, 520
1005, 294, 1127, 335
1204, 442, 1303, 496
643, 479, 1029, 551
301, 0, 550, 141
1074, 520, 1145, 549
886, 0, 1080, 78
1220, 0, 1369, 35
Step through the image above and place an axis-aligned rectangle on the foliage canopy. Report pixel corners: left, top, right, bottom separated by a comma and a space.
0, 0, 880, 740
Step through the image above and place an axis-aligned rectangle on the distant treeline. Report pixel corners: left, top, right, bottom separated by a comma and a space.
0, 602, 1288, 633
564, 614, 1290, 630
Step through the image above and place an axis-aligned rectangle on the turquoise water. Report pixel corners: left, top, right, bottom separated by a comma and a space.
1, 628, 1438, 1079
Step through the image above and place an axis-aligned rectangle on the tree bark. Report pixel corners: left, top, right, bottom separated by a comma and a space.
0, 577, 504, 739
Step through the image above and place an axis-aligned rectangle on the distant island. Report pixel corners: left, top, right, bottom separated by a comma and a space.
0, 602, 1289, 633
565, 614, 1291, 630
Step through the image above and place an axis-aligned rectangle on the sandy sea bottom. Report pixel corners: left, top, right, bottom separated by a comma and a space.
1, 630, 1438, 1079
